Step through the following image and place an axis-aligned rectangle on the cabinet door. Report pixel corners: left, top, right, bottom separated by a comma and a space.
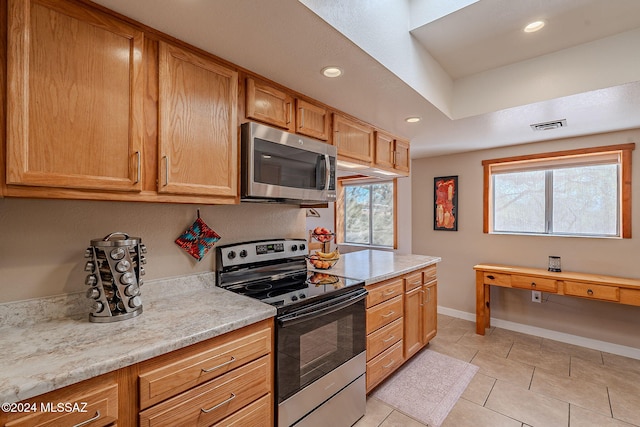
374, 131, 395, 170
7, 0, 144, 192
158, 41, 238, 198
332, 114, 373, 164
422, 282, 437, 343
394, 139, 410, 174
246, 77, 293, 131
296, 99, 329, 140
403, 286, 422, 359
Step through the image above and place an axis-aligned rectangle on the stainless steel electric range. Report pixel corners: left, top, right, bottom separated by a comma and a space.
216, 239, 367, 427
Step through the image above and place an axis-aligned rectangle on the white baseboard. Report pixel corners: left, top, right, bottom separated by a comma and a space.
437, 306, 640, 360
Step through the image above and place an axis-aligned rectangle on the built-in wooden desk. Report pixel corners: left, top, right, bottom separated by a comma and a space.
473, 264, 640, 335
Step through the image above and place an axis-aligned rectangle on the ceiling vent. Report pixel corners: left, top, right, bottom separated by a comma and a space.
530, 119, 567, 131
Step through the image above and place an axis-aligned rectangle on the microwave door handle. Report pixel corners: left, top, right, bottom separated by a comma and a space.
324, 154, 331, 190
278, 290, 367, 327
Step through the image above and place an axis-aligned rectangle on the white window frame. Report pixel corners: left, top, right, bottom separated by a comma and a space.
483, 144, 634, 238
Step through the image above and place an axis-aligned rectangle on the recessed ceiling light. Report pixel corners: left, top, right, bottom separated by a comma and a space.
321, 66, 343, 78
524, 20, 545, 33
405, 117, 421, 123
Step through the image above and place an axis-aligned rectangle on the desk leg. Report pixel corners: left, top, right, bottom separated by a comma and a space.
475, 271, 490, 335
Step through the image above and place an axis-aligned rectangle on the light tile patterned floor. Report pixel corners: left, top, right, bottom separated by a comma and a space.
355, 314, 640, 427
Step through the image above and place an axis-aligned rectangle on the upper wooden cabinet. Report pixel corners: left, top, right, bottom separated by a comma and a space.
6, 0, 144, 192
295, 99, 330, 141
158, 41, 238, 198
246, 77, 294, 131
374, 131, 410, 175
332, 113, 374, 165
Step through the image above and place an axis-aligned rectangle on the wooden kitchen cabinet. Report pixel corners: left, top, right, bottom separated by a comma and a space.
295, 98, 330, 141
245, 77, 294, 131
374, 131, 410, 175
157, 41, 238, 198
0, 372, 119, 427
6, 0, 144, 193
332, 113, 374, 165
403, 268, 438, 359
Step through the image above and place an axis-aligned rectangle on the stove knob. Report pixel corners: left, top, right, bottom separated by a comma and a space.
239, 250, 248, 258
228, 251, 236, 259
139, 256, 147, 264
84, 248, 93, 258
291, 244, 298, 252
120, 272, 135, 285
115, 260, 131, 273
85, 275, 97, 286
124, 284, 139, 297
129, 296, 142, 308
139, 266, 146, 276
299, 243, 306, 251
140, 244, 147, 254
299, 293, 306, 299
291, 295, 298, 301
86, 287, 100, 300
84, 261, 95, 272
110, 247, 126, 260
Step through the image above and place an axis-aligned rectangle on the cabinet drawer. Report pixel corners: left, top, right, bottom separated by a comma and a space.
483, 272, 511, 287
366, 318, 403, 361
620, 288, 640, 306
139, 355, 271, 427
422, 265, 437, 284
366, 341, 403, 393
366, 295, 403, 334
139, 322, 271, 409
211, 394, 272, 427
404, 271, 423, 291
366, 278, 403, 308
511, 275, 558, 293
564, 281, 620, 302
3, 375, 117, 427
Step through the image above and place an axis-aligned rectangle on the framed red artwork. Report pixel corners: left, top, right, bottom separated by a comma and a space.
434, 176, 458, 231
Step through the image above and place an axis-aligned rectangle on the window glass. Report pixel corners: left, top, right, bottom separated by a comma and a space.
493, 170, 546, 233
341, 181, 394, 247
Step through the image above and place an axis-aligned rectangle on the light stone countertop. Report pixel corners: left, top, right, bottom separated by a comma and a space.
0, 273, 276, 404
312, 250, 441, 285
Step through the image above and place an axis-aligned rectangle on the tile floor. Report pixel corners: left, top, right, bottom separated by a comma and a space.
355, 314, 640, 427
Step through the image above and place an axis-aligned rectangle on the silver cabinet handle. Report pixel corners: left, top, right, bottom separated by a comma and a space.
382, 335, 396, 343
381, 310, 395, 318
201, 393, 236, 413
163, 155, 169, 186
383, 289, 396, 296
134, 151, 141, 184
382, 360, 396, 369
201, 356, 236, 373
73, 410, 101, 427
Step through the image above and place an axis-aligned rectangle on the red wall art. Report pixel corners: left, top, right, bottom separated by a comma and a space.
434, 176, 458, 231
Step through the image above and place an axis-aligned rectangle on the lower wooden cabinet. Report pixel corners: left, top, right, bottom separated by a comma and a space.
364, 265, 438, 393
0, 372, 119, 427
1, 319, 274, 427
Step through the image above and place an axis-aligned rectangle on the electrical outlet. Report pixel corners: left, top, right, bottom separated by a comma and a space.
532, 290, 542, 303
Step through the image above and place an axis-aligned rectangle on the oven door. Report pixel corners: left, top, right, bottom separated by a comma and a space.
242, 122, 336, 202
276, 288, 367, 404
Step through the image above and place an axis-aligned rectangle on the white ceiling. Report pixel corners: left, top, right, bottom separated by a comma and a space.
90, 0, 640, 158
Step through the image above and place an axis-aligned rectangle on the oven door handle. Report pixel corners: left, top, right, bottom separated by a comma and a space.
277, 288, 367, 327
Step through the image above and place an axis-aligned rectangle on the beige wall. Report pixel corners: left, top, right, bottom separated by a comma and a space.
0, 198, 305, 303
412, 129, 640, 349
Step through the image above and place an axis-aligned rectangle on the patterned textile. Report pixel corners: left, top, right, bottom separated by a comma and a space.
175, 217, 221, 261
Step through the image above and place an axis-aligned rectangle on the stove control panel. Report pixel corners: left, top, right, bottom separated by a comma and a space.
217, 239, 308, 268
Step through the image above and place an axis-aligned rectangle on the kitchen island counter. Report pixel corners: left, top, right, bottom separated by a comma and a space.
0, 273, 275, 404
315, 249, 441, 284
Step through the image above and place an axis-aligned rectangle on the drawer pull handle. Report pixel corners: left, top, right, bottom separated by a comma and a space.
487, 275, 495, 280
201, 393, 236, 413
382, 359, 396, 369
381, 311, 395, 318
531, 282, 536, 288
382, 335, 396, 343
587, 289, 594, 296
383, 289, 396, 296
73, 411, 101, 427
201, 356, 236, 373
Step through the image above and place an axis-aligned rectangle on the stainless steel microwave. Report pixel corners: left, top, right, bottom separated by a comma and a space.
241, 122, 337, 203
